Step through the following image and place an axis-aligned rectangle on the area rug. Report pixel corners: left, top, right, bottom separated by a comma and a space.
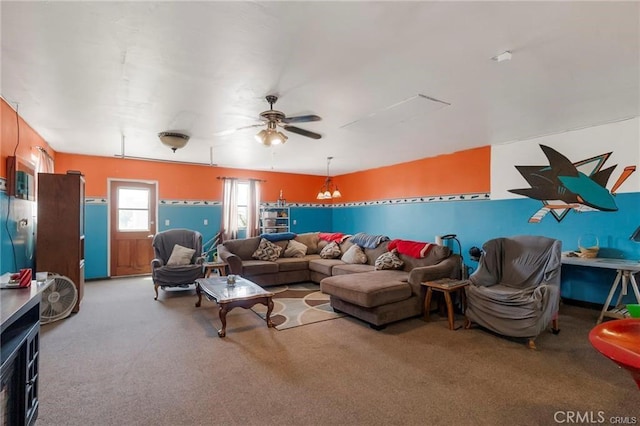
251, 282, 345, 330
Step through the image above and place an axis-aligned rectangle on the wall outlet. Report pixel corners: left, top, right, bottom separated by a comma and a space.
204, 219, 208, 225
293, 219, 297, 225
165, 219, 170, 226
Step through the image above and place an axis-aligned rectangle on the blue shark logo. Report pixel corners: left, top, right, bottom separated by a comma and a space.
509, 145, 635, 223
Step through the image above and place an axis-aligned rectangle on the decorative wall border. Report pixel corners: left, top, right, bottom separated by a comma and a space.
333, 192, 491, 207
83, 193, 491, 207
0, 177, 6, 192
85, 198, 107, 204
159, 200, 221, 206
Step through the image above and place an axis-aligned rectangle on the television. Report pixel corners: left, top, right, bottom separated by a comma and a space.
6, 156, 36, 201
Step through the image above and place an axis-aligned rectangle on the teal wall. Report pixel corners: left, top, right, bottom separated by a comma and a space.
81, 203, 332, 280
2, 184, 638, 307
332, 192, 640, 305
3, 188, 638, 307
1, 193, 36, 275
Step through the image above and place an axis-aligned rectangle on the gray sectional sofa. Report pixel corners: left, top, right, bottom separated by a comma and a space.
217, 232, 461, 329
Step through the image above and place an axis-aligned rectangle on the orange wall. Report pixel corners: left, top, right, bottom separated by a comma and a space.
0, 98, 55, 177
335, 146, 490, 202
55, 153, 328, 202
57, 146, 490, 203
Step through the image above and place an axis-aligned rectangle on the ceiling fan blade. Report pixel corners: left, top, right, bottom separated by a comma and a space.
214, 123, 263, 137
281, 115, 322, 124
283, 125, 322, 139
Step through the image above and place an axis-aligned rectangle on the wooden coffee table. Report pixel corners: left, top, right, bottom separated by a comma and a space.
195, 276, 274, 337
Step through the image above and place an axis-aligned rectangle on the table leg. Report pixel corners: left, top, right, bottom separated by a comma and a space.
460, 287, 467, 314
444, 291, 455, 330
424, 288, 433, 321
218, 304, 228, 338
598, 270, 622, 324
195, 282, 203, 308
204, 267, 212, 278
265, 297, 274, 328
218, 266, 226, 277
630, 273, 640, 301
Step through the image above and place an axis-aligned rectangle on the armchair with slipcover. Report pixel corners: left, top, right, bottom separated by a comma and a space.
464, 235, 562, 349
151, 229, 205, 300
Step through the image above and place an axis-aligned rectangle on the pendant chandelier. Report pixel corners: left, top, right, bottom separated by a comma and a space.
316, 156, 342, 200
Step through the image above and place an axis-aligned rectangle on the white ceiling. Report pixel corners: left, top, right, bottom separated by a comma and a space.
2, 1, 638, 176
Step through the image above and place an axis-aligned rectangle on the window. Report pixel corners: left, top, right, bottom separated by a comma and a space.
236, 182, 249, 229
117, 188, 150, 231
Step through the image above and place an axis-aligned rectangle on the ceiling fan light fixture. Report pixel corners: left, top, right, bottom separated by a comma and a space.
256, 127, 288, 146
255, 129, 268, 144
158, 131, 190, 152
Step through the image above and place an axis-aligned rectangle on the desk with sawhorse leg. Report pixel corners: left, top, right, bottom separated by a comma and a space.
561, 255, 640, 323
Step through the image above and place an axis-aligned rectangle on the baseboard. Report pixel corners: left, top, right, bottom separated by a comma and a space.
561, 298, 602, 312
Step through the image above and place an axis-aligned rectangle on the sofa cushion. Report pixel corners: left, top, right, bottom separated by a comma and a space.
294, 232, 320, 254
332, 264, 375, 276
284, 239, 308, 258
320, 271, 411, 308
242, 259, 279, 275
320, 241, 341, 259
275, 257, 309, 272
364, 240, 390, 265
223, 237, 261, 260
341, 245, 367, 264
273, 240, 290, 257
400, 245, 450, 272
375, 250, 404, 270
308, 258, 345, 276
252, 238, 282, 262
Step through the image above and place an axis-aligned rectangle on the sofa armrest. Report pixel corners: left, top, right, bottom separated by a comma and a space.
151, 258, 164, 269
217, 245, 243, 275
407, 254, 461, 294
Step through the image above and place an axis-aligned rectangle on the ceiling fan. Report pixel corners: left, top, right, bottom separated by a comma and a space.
217, 95, 322, 146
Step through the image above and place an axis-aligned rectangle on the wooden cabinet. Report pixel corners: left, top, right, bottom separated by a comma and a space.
260, 207, 290, 234
36, 172, 85, 312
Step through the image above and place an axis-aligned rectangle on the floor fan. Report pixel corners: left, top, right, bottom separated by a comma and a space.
40, 275, 78, 324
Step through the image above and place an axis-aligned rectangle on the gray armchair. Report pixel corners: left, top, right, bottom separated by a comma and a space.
464, 235, 562, 349
151, 229, 204, 300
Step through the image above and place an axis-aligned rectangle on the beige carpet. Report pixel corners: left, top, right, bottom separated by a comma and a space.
250, 282, 345, 330
37, 276, 640, 426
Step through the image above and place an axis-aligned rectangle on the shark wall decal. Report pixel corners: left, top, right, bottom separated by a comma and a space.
509, 145, 636, 223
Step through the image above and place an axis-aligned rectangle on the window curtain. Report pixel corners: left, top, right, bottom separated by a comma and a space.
221, 178, 238, 240
246, 179, 261, 238
35, 147, 54, 174
35, 147, 54, 197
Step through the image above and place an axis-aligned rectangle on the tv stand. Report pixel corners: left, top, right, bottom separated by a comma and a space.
1, 280, 52, 425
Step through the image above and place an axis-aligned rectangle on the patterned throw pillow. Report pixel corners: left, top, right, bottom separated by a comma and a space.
341, 245, 368, 264
375, 250, 404, 270
319, 241, 342, 259
284, 239, 308, 258
252, 238, 283, 262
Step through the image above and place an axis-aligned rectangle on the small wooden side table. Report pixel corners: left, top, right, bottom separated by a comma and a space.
422, 278, 469, 330
203, 261, 227, 278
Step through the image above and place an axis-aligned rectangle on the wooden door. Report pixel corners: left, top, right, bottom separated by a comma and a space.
109, 180, 157, 276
